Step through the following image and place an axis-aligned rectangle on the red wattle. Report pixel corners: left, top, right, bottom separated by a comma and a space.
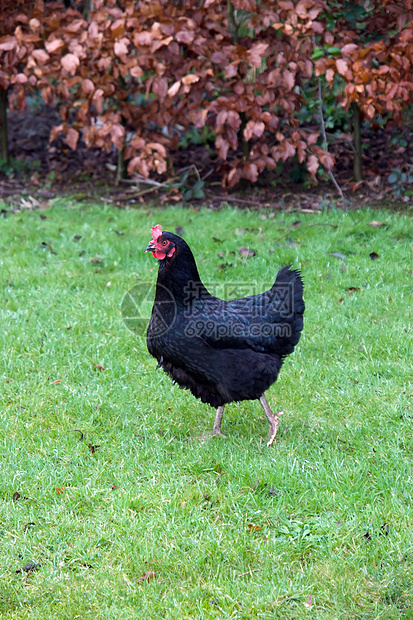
152, 249, 166, 260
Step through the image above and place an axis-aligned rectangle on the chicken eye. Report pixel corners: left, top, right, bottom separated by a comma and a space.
161, 240, 168, 246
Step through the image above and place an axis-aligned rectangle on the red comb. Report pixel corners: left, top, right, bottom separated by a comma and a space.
151, 224, 162, 241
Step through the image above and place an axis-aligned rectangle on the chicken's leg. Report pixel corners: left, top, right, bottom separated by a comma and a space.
211, 405, 227, 437
259, 395, 284, 447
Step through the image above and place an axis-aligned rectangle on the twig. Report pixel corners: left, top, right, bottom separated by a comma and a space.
212, 195, 267, 206
121, 164, 205, 199
183, 163, 202, 183
119, 177, 179, 199
202, 168, 215, 181
238, 568, 260, 578
120, 177, 165, 186
313, 43, 344, 200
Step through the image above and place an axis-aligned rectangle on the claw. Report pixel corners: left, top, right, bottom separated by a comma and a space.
266, 410, 284, 447
202, 431, 227, 443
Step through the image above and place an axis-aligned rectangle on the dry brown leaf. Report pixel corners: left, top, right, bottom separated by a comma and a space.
0, 35, 17, 51
114, 40, 129, 57
283, 69, 295, 91
168, 80, 181, 97
31, 49, 50, 64
244, 120, 265, 141
66, 128, 79, 151
341, 43, 358, 54
137, 570, 155, 583
307, 154, 319, 175
336, 58, 349, 76
61, 53, 80, 75
182, 74, 200, 86
248, 42, 269, 67
238, 247, 255, 258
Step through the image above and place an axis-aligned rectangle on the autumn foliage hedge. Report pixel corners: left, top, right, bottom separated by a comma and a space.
1, 0, 413, 186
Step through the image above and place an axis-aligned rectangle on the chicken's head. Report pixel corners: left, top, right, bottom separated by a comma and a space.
145, 225, 176, 260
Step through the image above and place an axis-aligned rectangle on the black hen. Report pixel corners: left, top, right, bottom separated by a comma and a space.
145, 225, 304, 445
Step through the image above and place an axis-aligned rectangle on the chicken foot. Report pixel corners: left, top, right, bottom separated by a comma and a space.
210, 405, 227, 438
210, 399, 283, 445
259, 395, 284, 447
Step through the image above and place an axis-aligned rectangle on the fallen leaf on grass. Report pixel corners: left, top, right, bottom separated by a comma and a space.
369, 252, 379, 260
90, 257, 103, 263
12, 492, 21, 501
380, 523, 389, 536
247, 524, 262, 532
369, 221, 384, 227
50, 379, 62, 384
88, 443, 100, 454
114, 230, 125, 236
330, 252, 347, 261
137, 570, 155, 583
24, 522, 36, 531
345, 287, 360, 293
55, 487, 65, 494
304, 594, 313, 608
94, 365, 106, 372
16, 563, 41, 574
239, 247, 256, 258
41, 241, 57, 254
71, 429, 85, 441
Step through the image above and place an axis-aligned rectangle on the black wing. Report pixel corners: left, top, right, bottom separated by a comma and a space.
183, 266, 304, 356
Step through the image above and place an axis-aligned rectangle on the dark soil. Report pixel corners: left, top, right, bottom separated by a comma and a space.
1, 104, 412, 213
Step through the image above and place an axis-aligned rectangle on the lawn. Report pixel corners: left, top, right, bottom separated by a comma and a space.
0, 199, 412, 619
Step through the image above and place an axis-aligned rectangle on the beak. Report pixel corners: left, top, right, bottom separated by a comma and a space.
145, 241, 155, 253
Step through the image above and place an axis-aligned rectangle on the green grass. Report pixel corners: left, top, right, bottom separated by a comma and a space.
0, 199, 412, 619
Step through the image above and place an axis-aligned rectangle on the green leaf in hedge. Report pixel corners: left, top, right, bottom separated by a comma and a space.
326, 46, 342, 56
312, 47, 325, 60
